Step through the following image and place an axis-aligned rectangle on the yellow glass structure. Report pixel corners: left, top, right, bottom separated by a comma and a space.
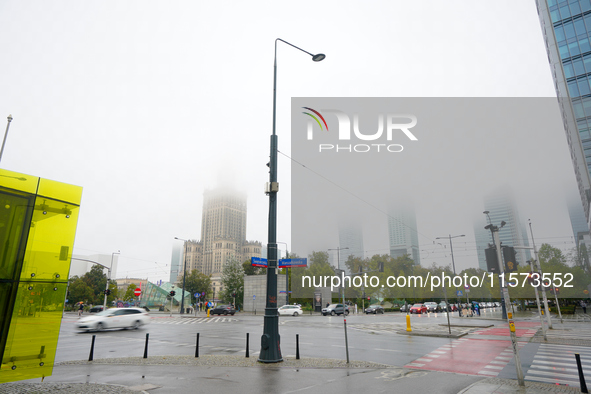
0, 169, 82, 383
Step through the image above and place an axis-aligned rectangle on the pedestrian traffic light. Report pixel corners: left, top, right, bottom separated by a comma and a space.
367, 296, 370, 301
485, 247, 499, 273
170, 291, 176, 297
502, 246, 518, 273
104, 289, 111, 295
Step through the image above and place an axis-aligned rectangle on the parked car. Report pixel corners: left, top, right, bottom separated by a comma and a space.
438, 301, 450, 312
278, 305, 303, 316
365, 304, 385, 314
75, 308, 150, 332
89, 305, 104, 313
409, 304, 427, 314
210, 305, 236, 316
424, 302, 439, 313
322, 304, 349, 316
399, 304, 408, 313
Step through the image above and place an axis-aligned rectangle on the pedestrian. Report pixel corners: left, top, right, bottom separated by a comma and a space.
573, 302, 577, 314
78, 302, 84, 317
582, 300, 587, 314
326, 302, 329, 308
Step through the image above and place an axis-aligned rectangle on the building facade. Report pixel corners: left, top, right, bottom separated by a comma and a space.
474, 190, 531, 271
536, 0, 591, 227
174, 189, 262, 300
387, 206, 420, 265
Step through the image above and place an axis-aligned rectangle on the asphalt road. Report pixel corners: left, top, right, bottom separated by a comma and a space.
57, 311, 492, 366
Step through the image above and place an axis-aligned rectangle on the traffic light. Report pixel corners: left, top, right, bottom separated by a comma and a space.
169, 291, 176, 297
502, 246, 518, 273
367, 296, 370, 301
485, 247, 499, 273
232, 292, 236, 298
104, 289, 111, 296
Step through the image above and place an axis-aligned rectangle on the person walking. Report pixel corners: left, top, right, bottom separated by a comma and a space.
77, 302, 84, 317
582, 300, 587, 314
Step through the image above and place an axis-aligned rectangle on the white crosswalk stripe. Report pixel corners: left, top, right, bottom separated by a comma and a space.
153, 317, 238, 324
526, 343, 591, 387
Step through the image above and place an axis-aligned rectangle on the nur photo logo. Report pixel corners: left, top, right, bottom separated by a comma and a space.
302, 107, 418, 153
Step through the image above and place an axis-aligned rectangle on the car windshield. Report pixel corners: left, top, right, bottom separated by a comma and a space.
327, 304, 338, 308
369, 305, 380, 308
412, 304, 423, 307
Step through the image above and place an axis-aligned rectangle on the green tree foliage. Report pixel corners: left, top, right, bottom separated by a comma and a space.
123, 284, 137, 301
243, 259, 266, 275
220, 256, 244, 308
183, 269, 212, 304
68, 265, 118, 305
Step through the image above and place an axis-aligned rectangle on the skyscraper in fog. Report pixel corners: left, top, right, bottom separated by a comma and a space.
387, 205, 420, 265
334, 222, 364, 274
474, 190, 531, 271
536, 0, 591, 226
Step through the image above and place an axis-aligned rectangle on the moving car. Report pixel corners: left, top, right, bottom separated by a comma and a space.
409, 303, 428, 314
424, 302, 439, 313
210, 305, 236, 315
278, 305, 303, 316
322, 304, 349, 316
75, 308, 150, 331
365, 304, 385, 314
89, 305, 104, 313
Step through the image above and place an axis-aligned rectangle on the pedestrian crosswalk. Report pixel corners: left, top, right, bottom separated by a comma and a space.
526, 343, 591, 387
542, 329, 591, 342
152, 317, 238, 324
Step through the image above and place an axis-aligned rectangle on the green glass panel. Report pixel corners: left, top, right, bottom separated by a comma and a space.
21, 197, 80, 281
0, 169, 38, 195
0, 282, 66, 383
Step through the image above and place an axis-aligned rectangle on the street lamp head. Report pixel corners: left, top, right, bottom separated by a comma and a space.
312, 53, 326, 62
483, 211, 489, 215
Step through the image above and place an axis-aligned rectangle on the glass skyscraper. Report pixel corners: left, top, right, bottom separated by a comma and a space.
536, 0, 591, 225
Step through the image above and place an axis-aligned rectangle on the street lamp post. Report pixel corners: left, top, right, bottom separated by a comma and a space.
436, 234, 464, 316
103, 251, 120, 310
175, 237, 188, 314
0, 114, 13, 163
259, 38, 324, 364
328, 246, 350, 364
277, 241, 289, 306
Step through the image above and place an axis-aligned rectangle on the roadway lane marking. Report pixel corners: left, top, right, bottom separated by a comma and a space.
374, 348, 403, 352
478, 370, 498, 376
484, 365, 503, 370
406, 363, 424, 367
415, 358, 433, 362
490, 361, 507, 365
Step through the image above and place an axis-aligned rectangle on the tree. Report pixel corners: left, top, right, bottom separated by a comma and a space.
183, 269, 212, 304
68, 276, 94, 305
220, 256, 244, 308
123, 284, 137, 301
243, 259, 266, 276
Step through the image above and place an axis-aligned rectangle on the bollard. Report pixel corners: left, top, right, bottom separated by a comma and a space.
246, 333, 249, 358
88, 335, 96, 361
296, 334, 300, 360
195, 333, 199, 358
207, 309, 210, 318
406, 314, 412, 332
143, 333, 149, 359
576, 353, 589, 393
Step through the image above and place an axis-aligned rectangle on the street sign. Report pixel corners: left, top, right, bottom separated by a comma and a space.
194, 293, 199, 297
253, 295, 256, 300
134, 288, 141, 297
251, 257, 268, 267
456, 290, 463, 297
279, 258, 308, 268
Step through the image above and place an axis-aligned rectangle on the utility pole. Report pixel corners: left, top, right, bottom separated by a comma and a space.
486, 221, 525, 386
529, 220, 552, 329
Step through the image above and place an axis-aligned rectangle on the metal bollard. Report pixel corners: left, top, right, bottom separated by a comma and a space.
195, 333, 199, 358
296, 334, 300, 360
576, 353, 589, 393
246, 333, 249, 358
88, 335, 96, 361
406, 314, 412, 332
143, 333, 149, 359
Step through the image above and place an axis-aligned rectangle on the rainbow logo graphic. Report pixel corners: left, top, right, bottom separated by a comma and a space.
302, 107, 329, 131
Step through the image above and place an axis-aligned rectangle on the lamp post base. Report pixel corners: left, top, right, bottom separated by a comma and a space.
258, 308, 283, 363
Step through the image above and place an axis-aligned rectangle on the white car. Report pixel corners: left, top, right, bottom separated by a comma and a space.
75, 307, 150, 331
277, 305, 303, 316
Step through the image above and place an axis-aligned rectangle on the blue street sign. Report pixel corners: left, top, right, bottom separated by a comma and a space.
253, 295, 256, 300
251, 257, 268, 267
194, 293, 199, 297
278, 258, 308, 268
457, 290, 463, 296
